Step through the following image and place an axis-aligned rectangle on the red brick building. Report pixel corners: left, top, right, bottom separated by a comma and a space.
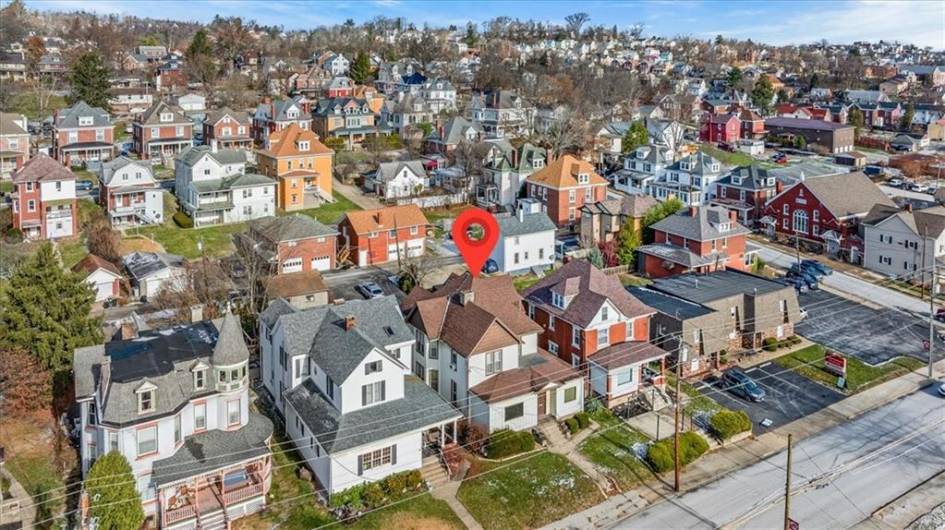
738, 109, 765, 140
132, 100, 194, 160
202, 108, 253, 151
522, 260, 657, 367
701, 112, 740, 144
637, 205, 753, 279
52, 101, 114, 166
245, 215, 339, 273
10, 154, 77, 240
711, 165, 780, 227
762, 171, 894, 260
338, 204, 429, 267
525, 154, 608, 228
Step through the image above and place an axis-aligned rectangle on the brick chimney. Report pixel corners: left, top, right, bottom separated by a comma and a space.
689, 206, 699, 217
775, 180, 784, 194
344, 315, 357, 330
729, 209, 738, 222
904, 203, 913, 213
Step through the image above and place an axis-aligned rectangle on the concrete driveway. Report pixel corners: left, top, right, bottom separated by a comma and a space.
697, 361, 845, 432
797, 289, 944, 365
323, 266, 404, 303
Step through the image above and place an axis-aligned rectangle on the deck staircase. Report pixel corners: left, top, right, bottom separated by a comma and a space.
538, 420, 568, 449
642, 386, 674, 412
196, 509, 227, 530
420, 455, 450, 488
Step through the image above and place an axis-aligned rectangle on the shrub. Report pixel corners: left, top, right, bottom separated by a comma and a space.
362, 482, 386, 508
646, 432, 709, 473
329, 484, 365, 509
710, 410, 752, 440
565, 418, 579, 434
719, 350, 728, 365
575, 412, 590, 429
172, 211, 193, 228
763, 337, 778, 351
381, 472, 407, 496
485, 429, 535, 459
404, 469, 423, 490
459, 421, 489, 454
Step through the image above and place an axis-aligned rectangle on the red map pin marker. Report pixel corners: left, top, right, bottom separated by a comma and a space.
452, 207, 499, 278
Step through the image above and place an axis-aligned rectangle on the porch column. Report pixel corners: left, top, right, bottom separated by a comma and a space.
439, 423, 445, 446
452, 419, 458, 442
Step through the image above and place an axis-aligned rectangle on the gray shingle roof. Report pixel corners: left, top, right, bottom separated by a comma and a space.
122, 251, 185, 280
249, 215, 337, 243
862, 204, 945, 238
191, 173, 275, 193
204, 107, 250, 126
716, 165, 775, 191
666, 152, 722, 175
795, 171, 895, 218
765, 117, 851, 131
628, 287, 713, 320
650, 205, 750, 241
374, 160, 428, 182
55, 101, 111, 128
212, 313, 250, 365
497, 212, 556, 238
177, 145, 248, 167
138, 100, 189, 125
151, 412, 273, 486
73, 318, 250, 426
284, 376, 460, 453
268, 296, 413, 382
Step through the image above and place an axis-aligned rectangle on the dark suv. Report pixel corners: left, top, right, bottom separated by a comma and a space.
721, 367, 766, 402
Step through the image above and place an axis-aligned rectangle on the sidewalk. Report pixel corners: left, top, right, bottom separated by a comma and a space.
429, 480, 483, 530
542, 358, 945, 530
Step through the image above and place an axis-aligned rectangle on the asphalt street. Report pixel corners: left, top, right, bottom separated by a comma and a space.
611, 386, 945, 529
699, 362, 845, 431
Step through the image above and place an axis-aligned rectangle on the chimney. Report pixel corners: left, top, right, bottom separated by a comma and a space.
904, 203, 913, 212
729, 209, 738, 222
518, 206, 525, 223
344, 315, 357, 330
190, 304, 204, 323
453, 290, 475, 306
775, 180, 784, 194
270, 101, 276, 120
689, 206, 699, 217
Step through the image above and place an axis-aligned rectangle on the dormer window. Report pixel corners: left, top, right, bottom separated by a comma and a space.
159, 112, 173, 122
767, 178, 775, 187
552, 292, 568, 309
680, 162, 690, 171
287, 110, 299, 119
711, 164, 720, 172
136, 385, 155, 414
365, 360, 382, 375
578, 173, 589, 184
298, 141, 310, 151
733, 176, 743, 185
194, 368, 206, 390
78, 116, 93, 126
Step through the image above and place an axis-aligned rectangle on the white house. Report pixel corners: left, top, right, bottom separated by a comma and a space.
648, 151, 724, 206
72, 254, 122, 303
612, 144, 674, 196
99, 157, 164, 227
862, 203, 945, 282
490, 201, 556, 273
174, 146, 276, 227
122, 251, 187, 300
401, 273, 585, 433
477, 142, 546, 208
367, 160, 429, 199
259, 296, 460, 495
173, 93, 206, 113
73, 314, 273, 529
323, 53, 350, 76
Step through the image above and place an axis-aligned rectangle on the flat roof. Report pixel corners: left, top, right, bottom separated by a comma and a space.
649, 270, 788, 305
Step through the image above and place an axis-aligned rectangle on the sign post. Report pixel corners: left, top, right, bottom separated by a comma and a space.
824, 352, 847, 378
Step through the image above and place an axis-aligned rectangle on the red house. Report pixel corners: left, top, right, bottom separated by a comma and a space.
246, 215, 339, 273
711, 165, 780, 227
11, 154, 78, 241
762, 171, 894, 260
338, 204, 429, 267
202, 108, 253, 151
326, 76, 354, 98
52, 101, 114, 166
701, 112, 740, 144
738, 109, 765, 139
525, 154, 608, 228
132, 100, 194, 160
637, 205, 752, 278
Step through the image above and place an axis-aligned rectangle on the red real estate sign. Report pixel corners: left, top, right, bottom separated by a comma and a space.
825, 352, 847, 377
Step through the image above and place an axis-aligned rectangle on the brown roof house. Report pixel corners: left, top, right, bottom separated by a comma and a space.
73, 254, 123, 303
579, 194, 658, 246
265, 270, 330, 309
401, 273, 584, 432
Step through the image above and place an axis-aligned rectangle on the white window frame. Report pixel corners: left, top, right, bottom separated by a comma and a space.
194, 402, 207, 431
227, 399, 240, 427
136, 426, 158, 457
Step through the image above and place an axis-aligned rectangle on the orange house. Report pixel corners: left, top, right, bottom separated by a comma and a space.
256, 123, 334, 212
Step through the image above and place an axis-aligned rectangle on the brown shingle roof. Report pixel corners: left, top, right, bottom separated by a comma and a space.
266, 271, 329, 300
12, 154, 74, 183
523, 260, 654, 328
343, 204, 429, 235
72, 254, 121, 277
469, 350, 580, 402
527, 154, 607, 189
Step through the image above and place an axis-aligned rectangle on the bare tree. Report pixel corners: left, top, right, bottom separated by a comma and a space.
232, 234, 272, 316
540, 109, 586, 158
399, 253, 439, 291
565, 13, 591, 36
151, 260, 232, 323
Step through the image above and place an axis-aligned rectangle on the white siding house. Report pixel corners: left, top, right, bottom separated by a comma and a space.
491, 206, 556, 273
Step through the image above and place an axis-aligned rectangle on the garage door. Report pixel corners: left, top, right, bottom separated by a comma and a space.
282, 258, 303, 273
311, 256, 331, 271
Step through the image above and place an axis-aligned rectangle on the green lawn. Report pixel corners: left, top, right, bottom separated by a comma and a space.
512, 274, 541, 292
774, 345, 925, 393
0, 181, 13, 193
580, 409, 653, 490
619, 274, 652, 287
457, 452, 604, 530
6, 92, 67, 120
666, 373, 724, 416
700, 145, 755, 167
345, 493, 464, 530
137, 222, 245, 259
287, 190, 363, 224
424, 204, 472, 225
58, 237, 89, 268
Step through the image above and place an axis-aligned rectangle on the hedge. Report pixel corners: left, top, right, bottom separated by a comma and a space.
172, 211, 193, 228
709, 410, 752, 440
485, 429, 535, 459
575, 412, 590, 429
763, 337, 778, 351
565, 418, 579, 434
329, 469, 425, 509
646, 432, 709, 473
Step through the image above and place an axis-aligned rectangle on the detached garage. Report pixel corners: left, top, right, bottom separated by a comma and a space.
73, 254, 123, 302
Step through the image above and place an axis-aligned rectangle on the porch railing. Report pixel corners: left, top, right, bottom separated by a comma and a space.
165, 503, 196, 525
222, 474, 265, 505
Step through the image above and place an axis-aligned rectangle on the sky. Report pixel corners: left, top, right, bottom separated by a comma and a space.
20, 0, 945, 49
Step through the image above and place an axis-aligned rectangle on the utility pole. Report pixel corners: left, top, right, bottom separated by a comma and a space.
794, 232, 801, 267
930, 265, 936, 378
784, 433, 793, 530
674, 342, 687, 493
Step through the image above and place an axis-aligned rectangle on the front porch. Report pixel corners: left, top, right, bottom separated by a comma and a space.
161, 458, 271, 529
145, 139, 192, 160
61, 143, 114, 166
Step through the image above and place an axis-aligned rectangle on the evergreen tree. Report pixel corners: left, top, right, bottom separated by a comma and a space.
0, 243, 102, 372
68, 52, 111, 110
900, 102, 915, 131
464, 23, 479, 47
642, 197, 684, 243
187, 29, 213, 57
616, 218, 642, 266
621, 120, 649, 154
587, 247, 604, 269
726, 67, 743, 89
849, 107, 865, 138
750, 74, 775, 114
86, 452, 144, 530
350, 51, 373, 84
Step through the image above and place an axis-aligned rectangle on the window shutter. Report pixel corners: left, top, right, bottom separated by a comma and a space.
391, 444, 397, 465
380, 382, 386, 401
357, 454, 364, 476
361, 385, 367, 406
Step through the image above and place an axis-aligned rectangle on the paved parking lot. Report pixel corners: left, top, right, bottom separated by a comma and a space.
322, 267, 404, 303
796, 290, 944, 365
696, 362, 846, 431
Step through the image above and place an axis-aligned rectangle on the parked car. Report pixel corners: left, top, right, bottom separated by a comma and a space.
356, 281, 384, 299
721, 367, 766, 402
786, 269, 819, 289
864, 165, 885, 177
783, 276, 809, 293
908, 182, 930, 193
76, 180, 94, 192
800, 307, 809, 319
482, 259, 499, 274
934, 308, 945, 323
800, 259, 832, 277
887, 178, 904, 188
938, 381, 945, 397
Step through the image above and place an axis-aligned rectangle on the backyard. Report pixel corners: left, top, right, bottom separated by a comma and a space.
579, 408, 654, 490
284, 190, 363, 224
457, 452, 604, 530
774, 344, 925, 393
